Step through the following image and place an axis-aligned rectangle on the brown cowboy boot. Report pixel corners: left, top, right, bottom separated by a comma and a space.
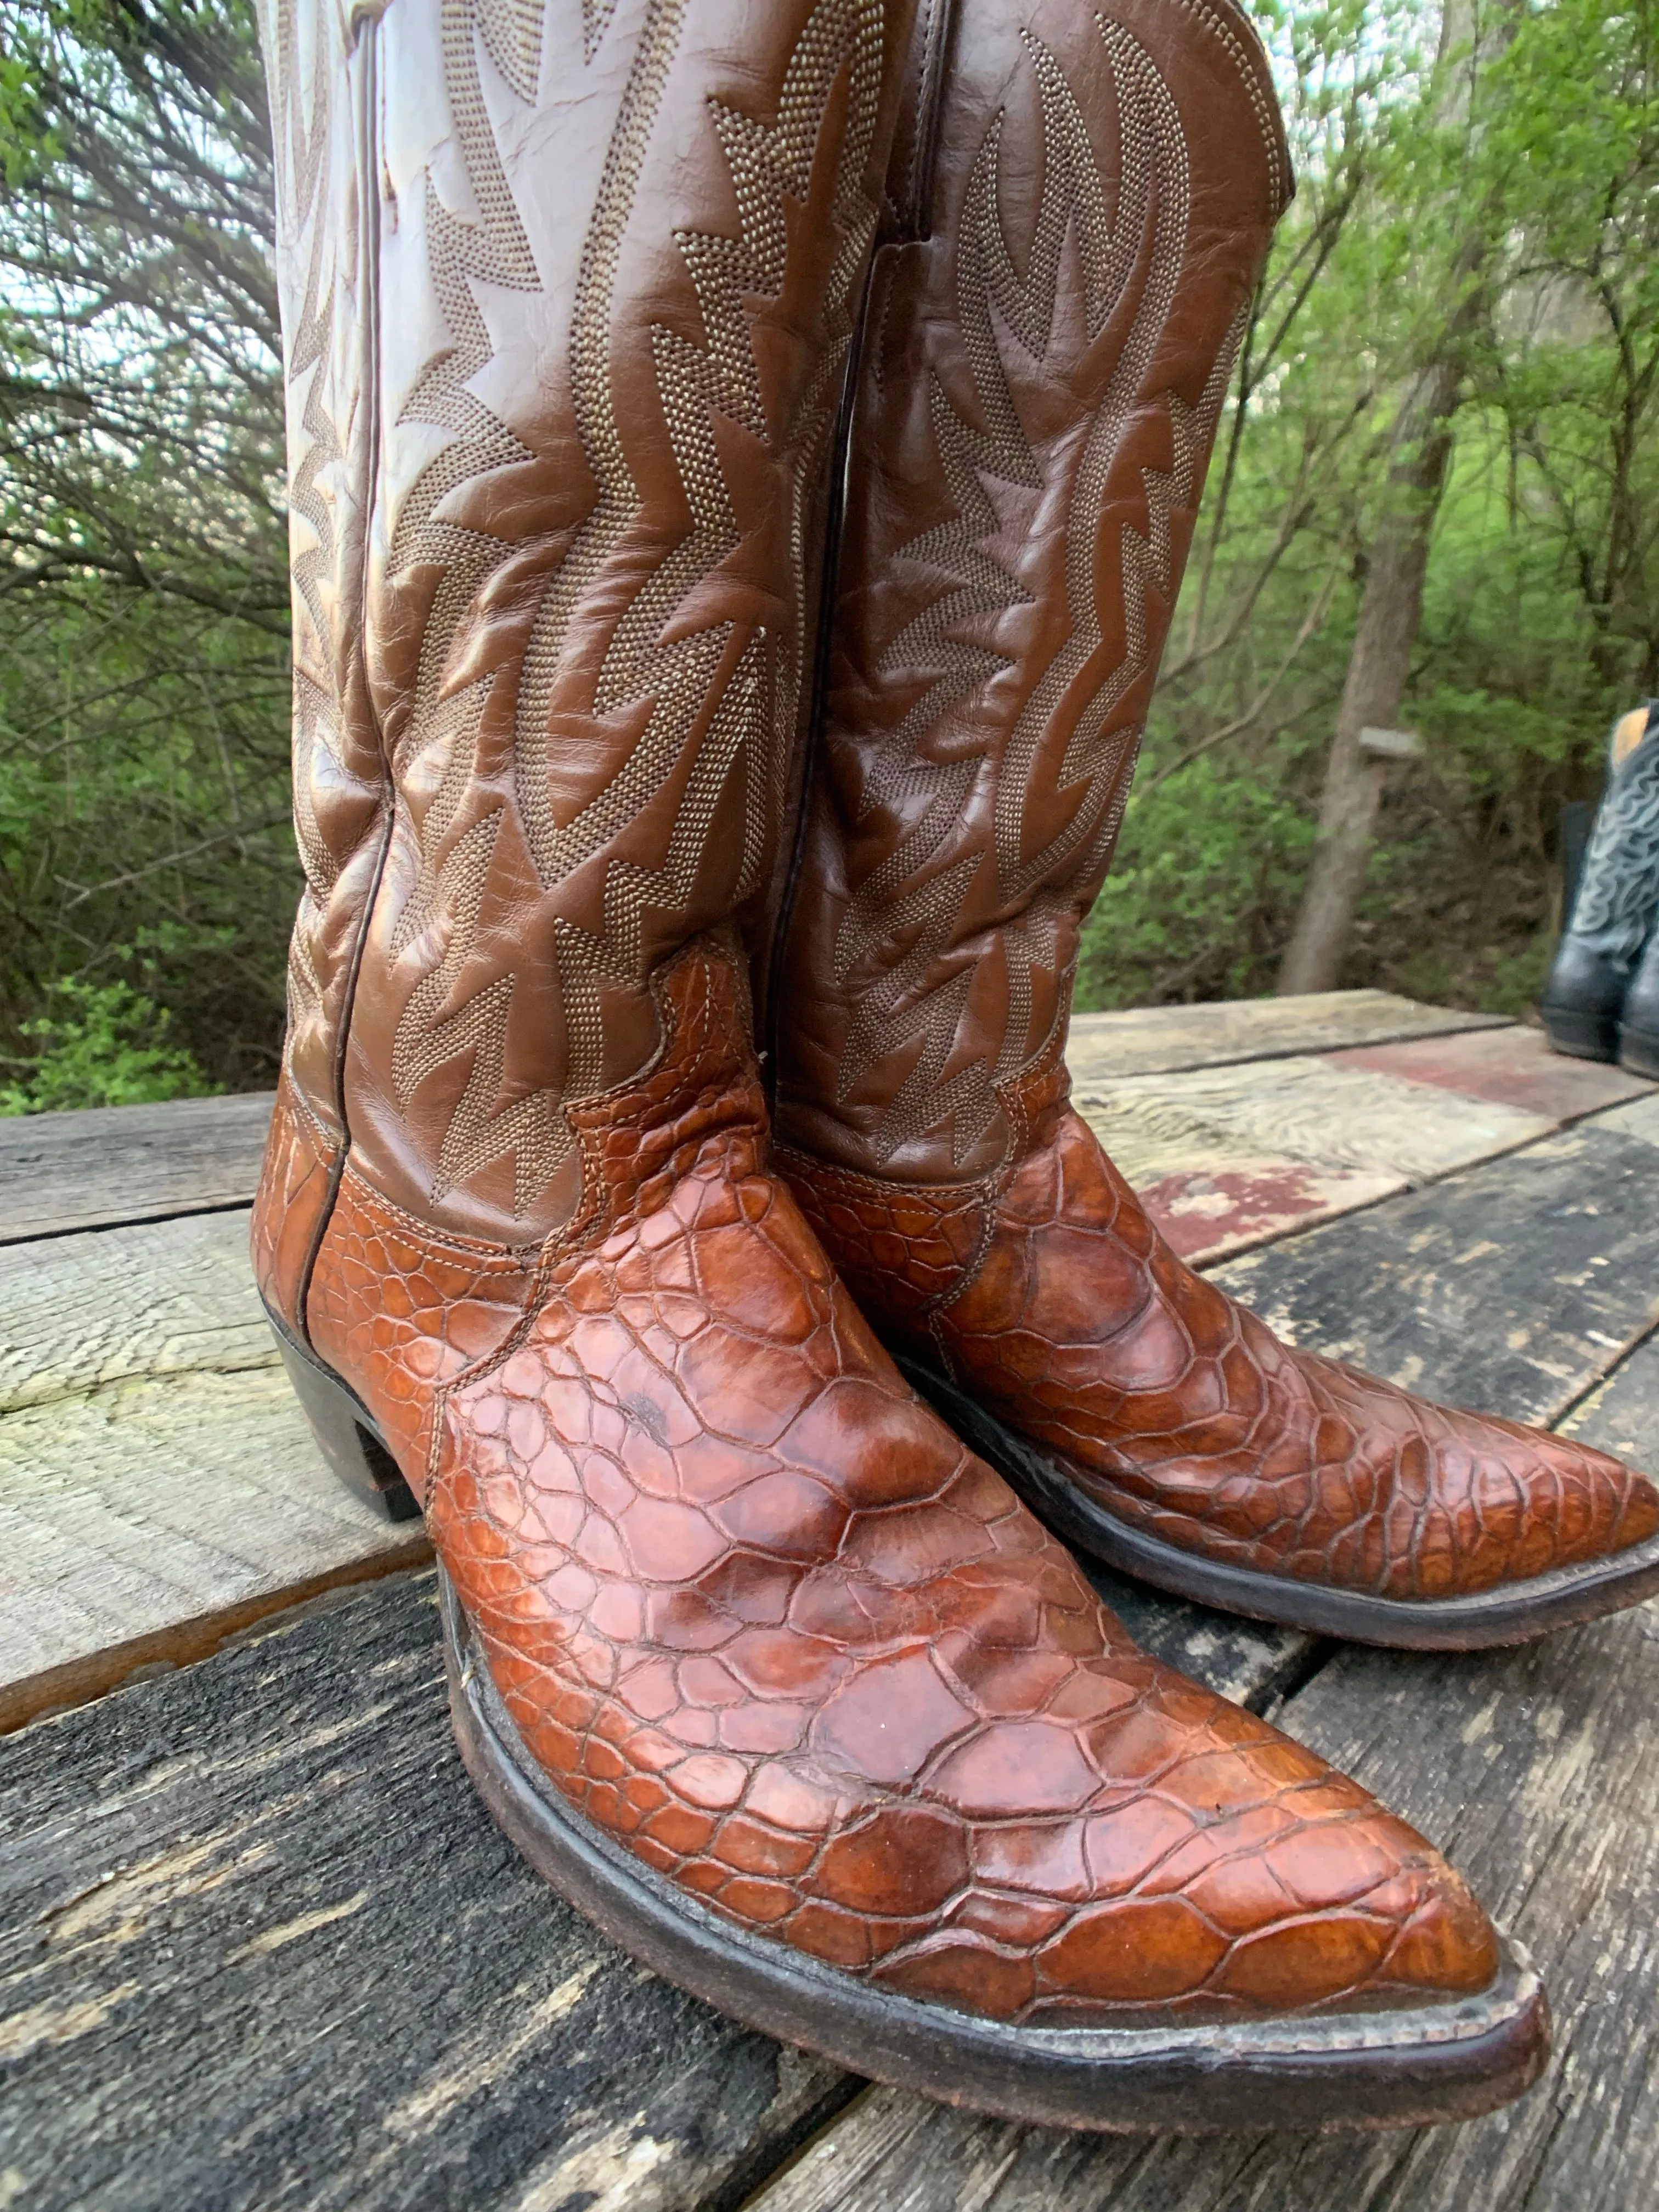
252, 0, 1545, 2126
768, 0, 1659, 1651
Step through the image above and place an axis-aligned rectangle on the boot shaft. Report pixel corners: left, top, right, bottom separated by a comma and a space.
255, 0, 921, 1325
771, 0, 1289, 1187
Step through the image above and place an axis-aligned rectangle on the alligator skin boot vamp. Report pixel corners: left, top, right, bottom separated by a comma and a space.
246, 0, 1545, 2130
768, 0, 1659, 1651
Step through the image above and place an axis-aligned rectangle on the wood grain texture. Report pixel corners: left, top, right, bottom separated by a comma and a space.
0, 1212, 419, 1725
1067, 993, 1508, 1083
1331, 1024, 1656, 1121
0, 1091, 275, 1244
1558, 1330, 1659, 1466
1072, 1054, 1561, 1272
1212, 1119, 1659, 1426
2, 1208, 275, 1413
0, 1573, 857, 2212
1074, 1054, 1556, 1265
1131, 1159, 1406, 1264
1592, 1091, 1659, 1149
1077, 1057, 1554, 1188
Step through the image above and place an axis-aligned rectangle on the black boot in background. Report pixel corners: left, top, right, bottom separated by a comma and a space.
1620, 926, 1659, 1077
1542, 702, 1659, 1062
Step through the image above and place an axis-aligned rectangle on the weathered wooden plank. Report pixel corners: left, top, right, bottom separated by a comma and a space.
1332, 1024, 1656, 1121
1131, 1158, 1405, 1263
0, 1368, 428, 1731
747, 1337, 1659, 2212
1067, 992, 1508, 1082
1074, 1054, 1554, 1263
0, 1572, 857, 2212
1, 1207, 273, 1412
1556, 1329, 1659, 1467
1211, 1119, 1659, 1427
0, 1212, 422, 1731
1079, 1058, 1554, 1186
0, 1091, 275, 1244
1591, 1091, 1659, 1150
0, 1003, 1503, 1249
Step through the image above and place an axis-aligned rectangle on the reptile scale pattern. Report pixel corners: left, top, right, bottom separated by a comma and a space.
318, 950, 1500, 2023
784, 1100, 1659, 1601
770, 0, 1659, 1615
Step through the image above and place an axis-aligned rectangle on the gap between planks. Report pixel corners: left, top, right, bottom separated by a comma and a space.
4, 1091, 1656, 1739
0, 1533, 431, 1736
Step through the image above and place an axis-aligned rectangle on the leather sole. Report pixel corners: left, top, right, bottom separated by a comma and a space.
265, 1304, 1550, 2130
440, 1562, 1549, 2135
896, 1351, 1659, 1652
1620, 1021, 1659, 1080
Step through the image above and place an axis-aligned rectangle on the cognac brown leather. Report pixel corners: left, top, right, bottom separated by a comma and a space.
772, 0, 1288, 1183
256, 0, 921, 1283
288, 941, 1507, 2032
787, 1069, 1659, 1609
769, 0, 1659, 1626
249, 0, 1527, 2073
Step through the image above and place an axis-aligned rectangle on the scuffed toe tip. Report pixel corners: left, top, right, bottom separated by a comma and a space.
1379, 1853, 1502, 2001
1613, 1465, 1659, 1551
1195, 1821, 1500, 2016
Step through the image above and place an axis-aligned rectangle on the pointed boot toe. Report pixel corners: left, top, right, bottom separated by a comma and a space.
270, 952, 1547, 2132
752, 0, 1658, 1652
786, 1108, 1659, 1649
408, 1039, 1547, 2129
252, 0, 1549, 2134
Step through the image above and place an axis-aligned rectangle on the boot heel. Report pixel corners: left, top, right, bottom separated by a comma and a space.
270, 1325, 422, 1523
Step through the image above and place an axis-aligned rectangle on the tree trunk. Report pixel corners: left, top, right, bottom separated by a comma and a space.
1276, 355, 1461, 994
1277, 0, 1504, 996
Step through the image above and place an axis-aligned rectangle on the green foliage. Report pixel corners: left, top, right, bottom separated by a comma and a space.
0, 968, 212, 1113
0, 0, 292, 1092
1080, 757, 1314, 1006
2, 0, 1659, 1075
1082, 0, 1659, 1009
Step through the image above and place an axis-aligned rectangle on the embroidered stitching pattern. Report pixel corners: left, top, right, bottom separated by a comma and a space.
830, 22, 1242, 1164
262, 0, 357, 1058
384, 0, 885, 1211
1568, 733, 1659, 964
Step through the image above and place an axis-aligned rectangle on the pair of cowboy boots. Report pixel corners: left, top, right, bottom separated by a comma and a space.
1543, 702, 1659, 1075
252, 0, 1659, 2133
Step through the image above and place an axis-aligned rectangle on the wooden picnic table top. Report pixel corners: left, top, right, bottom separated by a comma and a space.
2, 991, 1656, 2211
